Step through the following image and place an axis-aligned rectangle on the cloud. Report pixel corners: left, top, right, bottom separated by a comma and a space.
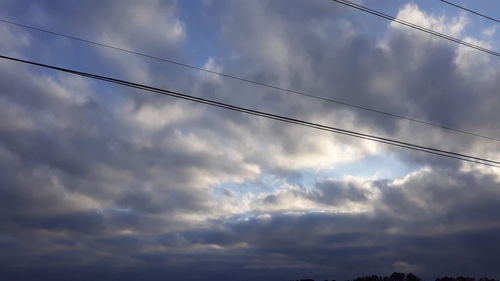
0, 0, 500, 280
392, 3, 468, 36
136, 167, 500, 279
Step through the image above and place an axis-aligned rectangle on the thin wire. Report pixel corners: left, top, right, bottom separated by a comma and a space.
440, 0, 500, 24
332, 0, 500, 57
0, 54, 498, 168
0, 18, 498, 142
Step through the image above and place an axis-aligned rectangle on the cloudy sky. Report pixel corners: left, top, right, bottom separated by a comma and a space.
1, 0, 500, 280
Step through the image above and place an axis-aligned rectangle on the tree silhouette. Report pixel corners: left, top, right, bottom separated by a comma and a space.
292, 272, 500, 281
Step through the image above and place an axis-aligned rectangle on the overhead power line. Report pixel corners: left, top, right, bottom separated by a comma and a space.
440, 0, 500, 24
0, 18, 498, 142
0, 54, 498, 168
331, 0, 500, 57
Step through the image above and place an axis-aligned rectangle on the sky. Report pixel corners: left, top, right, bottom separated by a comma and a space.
0, 0, 500, 280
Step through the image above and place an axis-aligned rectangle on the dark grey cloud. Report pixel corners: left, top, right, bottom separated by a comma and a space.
3, 164, 500, 280
312, 179, 372, 205
201, 0, 500, 160
112, 168, 499, 280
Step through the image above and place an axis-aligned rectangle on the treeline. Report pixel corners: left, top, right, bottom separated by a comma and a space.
292, 272, 500, 281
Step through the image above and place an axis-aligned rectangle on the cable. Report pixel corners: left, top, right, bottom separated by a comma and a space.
332, 0, 500, 57
440, 0, 500, 24
0, 54, 498, 168
0, 18, 498, 142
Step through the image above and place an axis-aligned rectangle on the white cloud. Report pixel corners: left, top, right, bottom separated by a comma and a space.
481, 26, 496, 38
392, 3, 468, 37
198, 57, 223, 84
